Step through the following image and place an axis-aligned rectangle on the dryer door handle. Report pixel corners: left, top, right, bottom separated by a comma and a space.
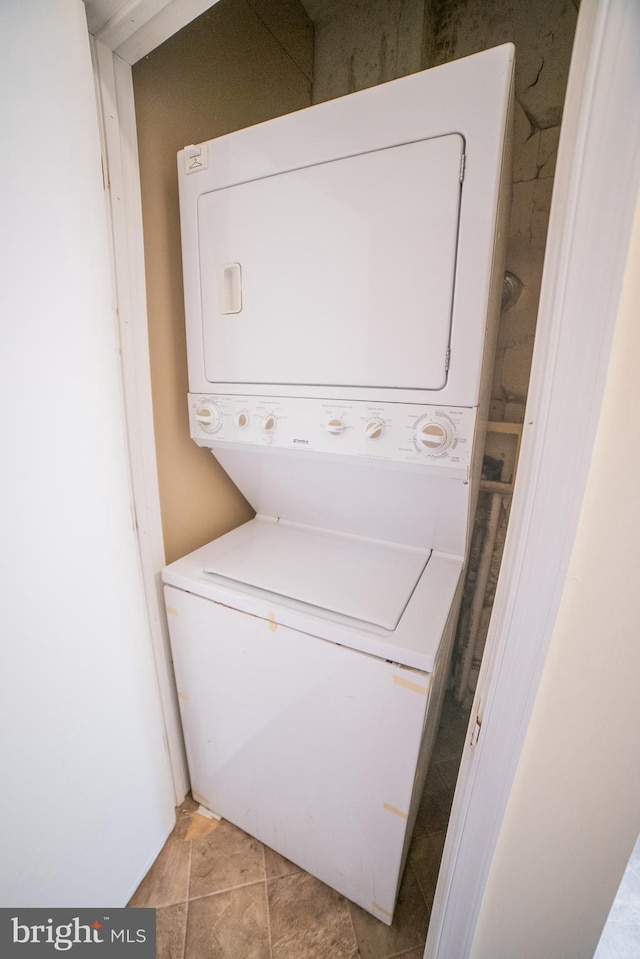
216, 262, 242, 314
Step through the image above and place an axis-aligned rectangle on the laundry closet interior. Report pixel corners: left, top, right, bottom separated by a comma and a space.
130, 0, 578, 930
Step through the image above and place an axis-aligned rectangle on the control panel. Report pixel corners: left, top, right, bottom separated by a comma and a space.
189, 394, 476, 473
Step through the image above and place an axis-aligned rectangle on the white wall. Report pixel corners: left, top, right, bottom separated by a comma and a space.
0, 0, 175, 906
469, 191, 640, 958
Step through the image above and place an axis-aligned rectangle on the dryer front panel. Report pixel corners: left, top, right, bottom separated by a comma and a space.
197, 134, 463, 391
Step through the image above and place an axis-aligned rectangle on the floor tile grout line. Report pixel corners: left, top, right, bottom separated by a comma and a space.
181, 899, 189, 959
145, 859, 308, 910
264, 878, 274, 959
261, 844, 274, 959
409, 857, 431, 911
385, 949, 428, 959
181, 841, 192, 959
265, 869, 302, 883
373, 935, 432, 959
187, 876, 268, 903
345, 899, 361, 957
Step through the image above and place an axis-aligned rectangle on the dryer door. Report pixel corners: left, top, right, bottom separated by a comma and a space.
198, 133, 463, 391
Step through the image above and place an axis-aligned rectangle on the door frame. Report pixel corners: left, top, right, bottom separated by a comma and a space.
425, 0, 640, 954
87, 0, 640, 952
88, 2, 221, 802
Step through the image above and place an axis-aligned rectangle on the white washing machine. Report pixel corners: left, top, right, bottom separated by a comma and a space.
163, 44, 513, 924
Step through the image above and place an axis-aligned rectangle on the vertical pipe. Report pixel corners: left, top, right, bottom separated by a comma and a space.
456, 492, 503, 702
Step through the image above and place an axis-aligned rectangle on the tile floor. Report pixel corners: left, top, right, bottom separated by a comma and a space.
129, 695, 470, 959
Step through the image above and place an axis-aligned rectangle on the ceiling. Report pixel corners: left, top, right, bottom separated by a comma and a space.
84, 0, 331, 63
84, 0, 334, 44
84, 0, 128, 34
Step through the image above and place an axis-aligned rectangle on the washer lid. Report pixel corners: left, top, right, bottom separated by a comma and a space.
203, 518, 430, 631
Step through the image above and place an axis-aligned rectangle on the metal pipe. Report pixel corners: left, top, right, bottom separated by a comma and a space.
456, 492, 503, 702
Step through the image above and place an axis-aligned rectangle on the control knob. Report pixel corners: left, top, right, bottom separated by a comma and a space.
325, 417, 348, 436
234, 410, 249, 429
262, 413, 277, 432
364, 417, 385, 440
194, 401, 222, 434
414, 418, 453, 453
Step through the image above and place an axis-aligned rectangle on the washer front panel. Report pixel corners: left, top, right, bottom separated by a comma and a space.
164, 581, 431, 922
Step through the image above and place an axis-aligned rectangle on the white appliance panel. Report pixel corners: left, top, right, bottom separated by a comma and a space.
165, 583, 432, 923
179, 45, 513, 405
198, 135, 463, 390
186, 394, 476, 554
163, 521, 465, 674
201, 519, 430, 629
188, 393, 476, 475
213, 449, 470, 553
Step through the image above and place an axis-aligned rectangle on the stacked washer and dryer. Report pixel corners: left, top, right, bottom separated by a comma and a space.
162, 45, 513, 925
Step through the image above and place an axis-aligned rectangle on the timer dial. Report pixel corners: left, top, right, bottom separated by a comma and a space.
414, 417, 453, 452
194, 402, 222, 434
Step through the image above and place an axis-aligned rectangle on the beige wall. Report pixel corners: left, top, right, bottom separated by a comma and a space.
133, 0, 312, 563
470, 193, 640, 958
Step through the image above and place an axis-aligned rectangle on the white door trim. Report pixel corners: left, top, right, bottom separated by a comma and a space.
425, 0, 640, 955
91, 35, 190, 803
88, 1, 228, 804
88, 0, 220, 65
